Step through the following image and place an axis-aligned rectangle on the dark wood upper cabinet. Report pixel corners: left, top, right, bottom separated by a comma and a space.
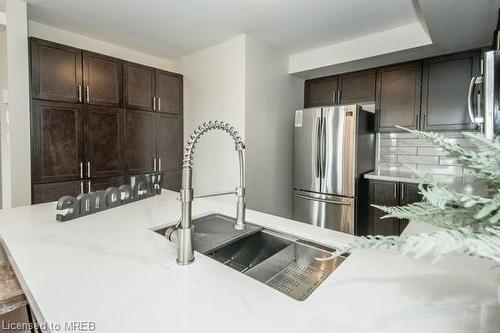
33, 180, 84, 204
155, 113, 183, 172
338, 70, 376, 104
30, 38, 82, 103
29, 38, 184, 203
156, 70, 183, 114
83, 51, 123, 107
376, 61, 422, 132
124, 110, 156, 174
123, 62, 156, 111
304, 70, 375, 107
369, 180, 400, 236
84, 106, 124, 179
304, 76, 337, 107
421, 51, 480, 131
31, 100, 83, 183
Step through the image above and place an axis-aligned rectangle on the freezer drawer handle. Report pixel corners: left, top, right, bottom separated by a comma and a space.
294, 193, 351, 206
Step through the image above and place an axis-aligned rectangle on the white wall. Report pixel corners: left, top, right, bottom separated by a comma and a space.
177, 34, 303, 217
176, 35, 246, 200
4, 0, 31, 207
245, 36, 303, 218
0, 29, 6, 209
28, 21, 174, 71
0, 29, 6, 89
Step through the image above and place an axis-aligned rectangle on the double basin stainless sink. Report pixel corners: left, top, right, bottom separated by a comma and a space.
154, 213, 346, 301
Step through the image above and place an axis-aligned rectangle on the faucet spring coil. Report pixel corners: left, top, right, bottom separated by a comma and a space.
183, 120, 245, 168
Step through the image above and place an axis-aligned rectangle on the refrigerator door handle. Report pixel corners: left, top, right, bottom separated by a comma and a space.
320, 115, 326, 179
474, 77, 484, 125
315, 115, 321, 178
294, 193, 351, 206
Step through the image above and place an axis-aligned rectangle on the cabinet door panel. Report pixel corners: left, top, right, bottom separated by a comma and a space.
369, 180, 400, 236
30, 38, 82, 103
162, 170, 182, 191
421, 51, 479, 131
155, 114, 183, 172
156, 70, 183, 114
32, 100, 83, 183
88, 176, 125, 192
399, 182, 423, 233
124, 110, 156, 174
33, 180, 84, 204
304, 77, 337, 107
376, 62, 422, 132
83, 51, 122, 107
124, 62, 155, 111
338, 70, 376, 104
84, 106, 124, 178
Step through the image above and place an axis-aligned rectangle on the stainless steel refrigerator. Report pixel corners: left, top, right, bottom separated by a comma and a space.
468, 50, 500, 138
293, 104, 375, 235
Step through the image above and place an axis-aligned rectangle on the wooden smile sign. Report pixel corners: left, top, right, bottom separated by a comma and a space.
56, 172, 164, 222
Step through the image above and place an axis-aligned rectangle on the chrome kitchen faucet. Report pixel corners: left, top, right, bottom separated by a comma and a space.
176, 121, 246, 265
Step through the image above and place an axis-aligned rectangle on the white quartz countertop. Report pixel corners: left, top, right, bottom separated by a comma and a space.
364, 170, 488, 195
0, 191, 498, 333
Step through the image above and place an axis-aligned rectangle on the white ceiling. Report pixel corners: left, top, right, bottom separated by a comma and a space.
26, 0, 420, 60
292, 0, 500, 78
26, 0, 500, 78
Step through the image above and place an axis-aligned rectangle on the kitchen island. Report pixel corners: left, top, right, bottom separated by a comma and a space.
0, 191, 498, 332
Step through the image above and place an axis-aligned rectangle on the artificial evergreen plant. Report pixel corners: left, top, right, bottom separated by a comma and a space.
340, 128, 500, 276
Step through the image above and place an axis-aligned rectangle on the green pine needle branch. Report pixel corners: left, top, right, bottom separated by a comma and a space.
338, 128, 500, 271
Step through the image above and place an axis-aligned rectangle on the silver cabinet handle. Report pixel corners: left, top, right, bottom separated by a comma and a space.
337, 90, 341, 104
158, 97, 161, 111
88, 181, 91, 193
393, 184, 397, 199
80, 162, 83, 179
78, 85, 82, 102
153, 96, 156, 110
332, 91, 336, 104
401, 183, 405, 201
85, 86, 90, 103
80, 181, 84, 194
158, 158, 161, 171
153, 158, 157, 171
87, 161, 91, 178
294, 193, 351, 205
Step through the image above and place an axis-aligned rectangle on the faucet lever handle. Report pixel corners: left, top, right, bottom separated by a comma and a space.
193, 190, 236, 199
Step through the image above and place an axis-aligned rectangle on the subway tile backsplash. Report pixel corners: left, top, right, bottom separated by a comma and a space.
379, 146, 418, 155
377, 131, 476, 176
417, 147, 448, 156
397, 155, 439, 165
